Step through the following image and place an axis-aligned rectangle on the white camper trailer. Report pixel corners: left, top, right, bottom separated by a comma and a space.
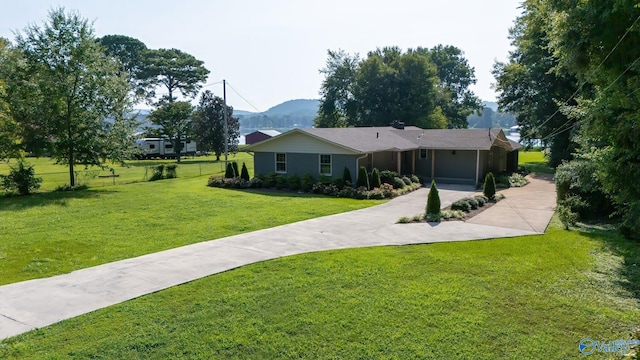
135, 138, 197, 159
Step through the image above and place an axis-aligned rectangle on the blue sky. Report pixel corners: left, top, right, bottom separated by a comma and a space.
1, 0, 522, 112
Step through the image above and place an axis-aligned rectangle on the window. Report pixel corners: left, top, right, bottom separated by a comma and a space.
165, 144, 173, 149
149, 144, 155, 149
276, 153, 287, 173
319, 154, 332, 176
419, 149, 428, 159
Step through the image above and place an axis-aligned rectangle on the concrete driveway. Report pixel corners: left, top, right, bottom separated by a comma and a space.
0, 175, 556, 340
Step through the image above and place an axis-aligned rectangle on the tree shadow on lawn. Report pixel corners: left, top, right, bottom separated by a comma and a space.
579, 224, 640, 302
0, 188, 117, 212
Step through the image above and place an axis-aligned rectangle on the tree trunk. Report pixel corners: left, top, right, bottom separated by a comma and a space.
176, 135, 181, 163
67, 114, 75, 187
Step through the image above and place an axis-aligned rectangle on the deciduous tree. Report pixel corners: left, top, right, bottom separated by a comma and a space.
148, 101, 193, 163
5, 8, 133, 187
192, 90, 239, 161
98, 34, 150, 101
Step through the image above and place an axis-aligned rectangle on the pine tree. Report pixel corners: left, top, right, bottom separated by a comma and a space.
357, 166, 370, 189
425, 180, 441, 221
483, 172, 496, 200
342, 166, 353, 186
240, 162, 250, 181
371, 168, 382, 188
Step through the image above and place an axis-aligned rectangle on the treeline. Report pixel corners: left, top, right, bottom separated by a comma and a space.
493, 0, 640, 239
315, 45, 482, 129
0, 8, 238, 187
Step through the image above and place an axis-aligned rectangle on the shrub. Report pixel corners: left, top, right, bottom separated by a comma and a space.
149, 165, 165, 181
402, 176, 412, 186
371, 168, 382, 188
474, 195, 488, 207
275, 174, 288, 189
393, 177, 405, 190
357, 166, 370, 189
558, 203, 579, 230
337, 186, 356, 198
397, 216, 412, 224
165, 164, 178, 179
451, 199, 471, 212
288, 174, 301, 191
380, 183, 395, 198
224, 163, 235, 178
441, 209, 466, 220
411, 175, 420, 184
240, 163, 250, 181
301, 173, 314, 192
332, 178, 345, 190
509, 173, 527, 187
494, 173, 510, 188
232, 162, 239, 177
264, 173, 277, 188
250, 177, 263, 188
0, 160, 42, 195
483, 172, 496, 200
555, 159, 614, 220
466, 197, 479, 210
379, 170, 398, 184
342, 166, 352, 185
425, 180, 441, 220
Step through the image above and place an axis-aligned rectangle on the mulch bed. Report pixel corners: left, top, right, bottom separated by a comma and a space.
442, 199, 499, 221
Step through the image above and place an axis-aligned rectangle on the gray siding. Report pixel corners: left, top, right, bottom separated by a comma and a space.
253, 151, 357, 180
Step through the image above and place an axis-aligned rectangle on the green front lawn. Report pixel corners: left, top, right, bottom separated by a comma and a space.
1, 218, 638, 359
519, 150, 554, 174
0, 171, 381, 285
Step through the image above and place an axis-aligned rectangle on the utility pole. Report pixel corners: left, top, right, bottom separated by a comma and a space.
223, 79, 228, 167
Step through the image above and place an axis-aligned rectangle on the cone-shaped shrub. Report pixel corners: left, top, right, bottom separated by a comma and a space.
225, 162, 235, 178
371, 168, 382, 188
357, 166, 370, 189
342, 166, 352, 186
232, 161, 239, 177
483, 172, 496, 200
425, 180, 441, 218
240, 162, 250, 181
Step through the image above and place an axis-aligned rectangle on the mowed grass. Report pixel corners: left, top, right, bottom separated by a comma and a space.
519, 150, 554, 174
1, 218, 638, 359
0, 164, 382, 285
0, 153, 249, 192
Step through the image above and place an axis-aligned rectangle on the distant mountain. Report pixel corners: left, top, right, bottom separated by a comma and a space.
235, 99, 320, 135
483, 101, 499, 112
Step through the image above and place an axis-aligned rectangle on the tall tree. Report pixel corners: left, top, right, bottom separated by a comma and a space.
192, 90, 239, 161
314, 49, 359, 128
141, 48, 209, 104
492, 2, 578, 166
544, 0, 640, 238
0, 37, 22, 161
148, 101, 193, 163
424, 45, 482, 128
5, 8, 132, 186
98, 34, 150, 101
315, 46, 478, 129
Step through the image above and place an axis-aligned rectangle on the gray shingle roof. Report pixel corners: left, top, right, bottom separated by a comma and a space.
247, 127, 520, 153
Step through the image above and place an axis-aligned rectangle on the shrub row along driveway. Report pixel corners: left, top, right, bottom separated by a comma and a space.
0, 176, 556, 340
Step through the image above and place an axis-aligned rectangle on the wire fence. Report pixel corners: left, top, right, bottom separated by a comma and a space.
29, 162, 231, 191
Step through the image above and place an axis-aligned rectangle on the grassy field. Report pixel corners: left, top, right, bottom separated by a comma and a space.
0, 153, 252, 192
0, 218, 638, 359
0, 156, 381, 285
519, 150, 554, 174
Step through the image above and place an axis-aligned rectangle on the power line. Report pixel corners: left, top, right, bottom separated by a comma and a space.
225, 82, 263, 113
515, 13, 640, 143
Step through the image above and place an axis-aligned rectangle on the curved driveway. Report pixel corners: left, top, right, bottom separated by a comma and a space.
0, 175, 555, 340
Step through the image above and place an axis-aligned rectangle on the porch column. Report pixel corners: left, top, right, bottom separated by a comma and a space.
431, 149, 435, 181
396, 152, 401, 174
411, 150, 415, 174
475, 150, 480, 187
